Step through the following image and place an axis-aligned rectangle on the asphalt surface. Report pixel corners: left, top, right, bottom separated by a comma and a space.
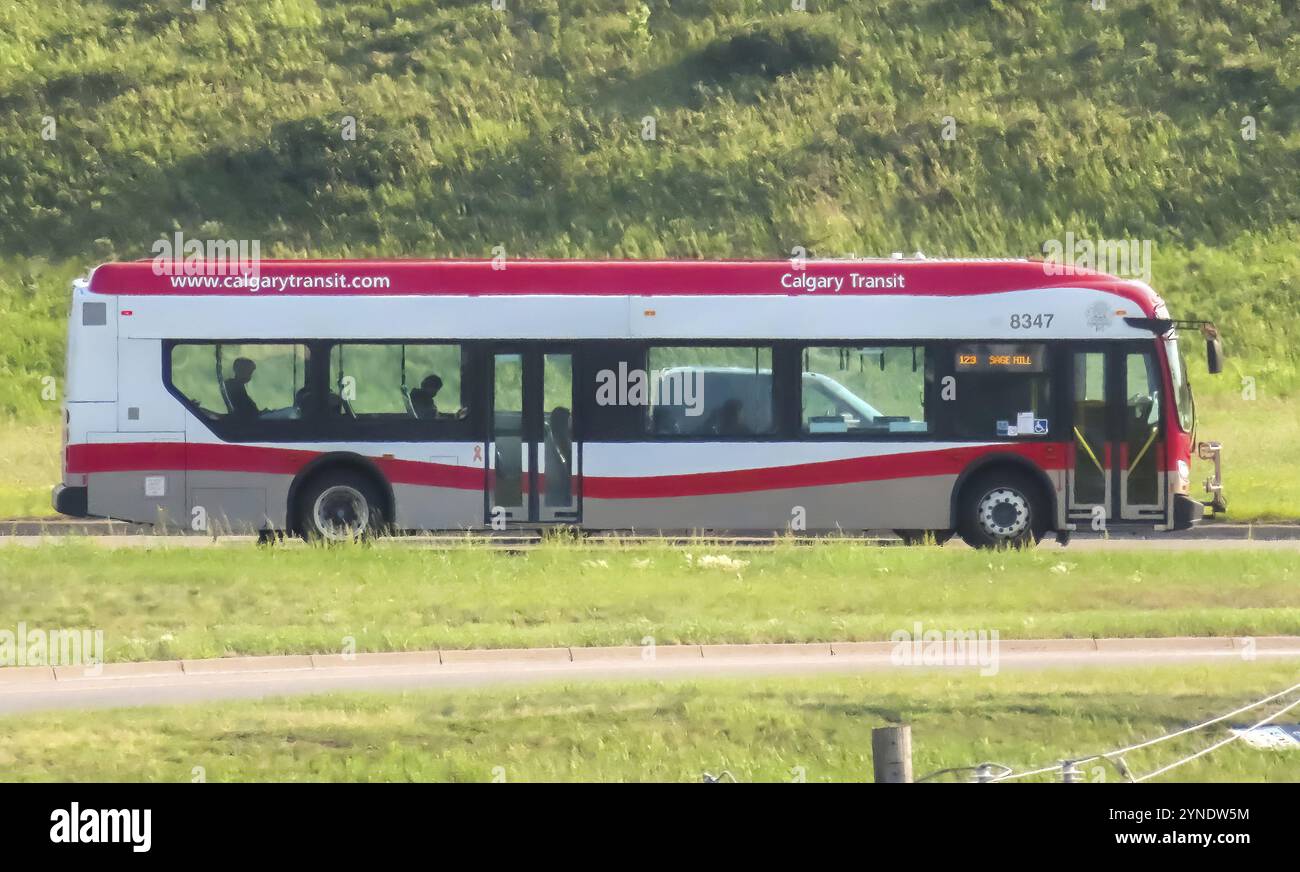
2, 638, 1296, 716
3, 518, 1300, 549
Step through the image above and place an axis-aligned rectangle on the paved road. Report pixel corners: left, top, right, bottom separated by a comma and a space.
3, 518, 1300, 550
6, 536, 1299, 551
2, 638, 1296, 716
2, 535, 1298, 551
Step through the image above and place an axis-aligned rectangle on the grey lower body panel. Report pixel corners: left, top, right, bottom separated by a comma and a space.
392, 482, 483, 530
85, 470, 487, 532
87, 471, 188, 529
581, 474, 957, 532
81, 464, 1064, 535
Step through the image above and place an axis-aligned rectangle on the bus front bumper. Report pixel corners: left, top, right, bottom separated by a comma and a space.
1173, 494, 1204, 530
52, 484, 88, 517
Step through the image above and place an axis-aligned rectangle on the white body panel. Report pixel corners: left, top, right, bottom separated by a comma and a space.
112, 289, 1154, 342
65, 280, 118, 402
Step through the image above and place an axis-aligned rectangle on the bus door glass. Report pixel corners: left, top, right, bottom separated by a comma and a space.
539, 351, 579, 523
489, 352, 526, 523
485, 348, 580, 525
1068, 350, 1111, 525
1117, 348, 1166, 520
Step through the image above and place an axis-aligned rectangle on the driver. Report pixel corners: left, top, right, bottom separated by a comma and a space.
225, 358, 261, 419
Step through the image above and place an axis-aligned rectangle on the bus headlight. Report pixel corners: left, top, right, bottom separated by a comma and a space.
1177, 460, 1190, 484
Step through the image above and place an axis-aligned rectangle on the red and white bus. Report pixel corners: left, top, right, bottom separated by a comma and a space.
53, 258, 1226, 546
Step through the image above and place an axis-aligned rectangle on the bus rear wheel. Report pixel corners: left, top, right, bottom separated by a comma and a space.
296, 470, 386, 543
956, 470, 1048, 550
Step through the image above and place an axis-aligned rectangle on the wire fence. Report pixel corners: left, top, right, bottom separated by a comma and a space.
930, 677, 1300, 784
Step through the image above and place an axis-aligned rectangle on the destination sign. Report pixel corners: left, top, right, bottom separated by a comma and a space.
955, 343, 1046, 372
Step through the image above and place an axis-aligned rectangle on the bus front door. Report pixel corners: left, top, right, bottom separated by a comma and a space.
486, 348, 580, 527
1115, 347, 1167, 522
1068, 346, 1166, 529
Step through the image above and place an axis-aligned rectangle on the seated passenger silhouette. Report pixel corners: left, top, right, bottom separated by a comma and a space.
713, 398, 747, 436
292, 347, 314, 414
545, 407, 573, 506
225, 358, 260, 419
410, 374, 443, 419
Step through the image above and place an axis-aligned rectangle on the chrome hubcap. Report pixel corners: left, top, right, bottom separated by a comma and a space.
312, 485, 368, 541
977, 487, 1030, 539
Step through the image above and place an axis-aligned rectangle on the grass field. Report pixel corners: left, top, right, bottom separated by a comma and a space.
1, 541, 1296, 661
0, 421, 60, 519
1192, 395, 1300, 521
1, 661, 1296, 782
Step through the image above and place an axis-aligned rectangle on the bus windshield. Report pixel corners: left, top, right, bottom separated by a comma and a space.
1167, 338, 1194, 432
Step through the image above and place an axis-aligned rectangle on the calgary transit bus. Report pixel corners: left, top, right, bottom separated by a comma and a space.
53, 258, 1227, 547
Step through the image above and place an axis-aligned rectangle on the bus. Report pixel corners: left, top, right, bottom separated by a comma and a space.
52, 257, 1227, 547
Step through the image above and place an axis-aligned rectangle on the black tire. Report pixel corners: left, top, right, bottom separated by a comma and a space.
295, 469, 386, 543
895, 529, 955, 546
956, 469, 1049, 549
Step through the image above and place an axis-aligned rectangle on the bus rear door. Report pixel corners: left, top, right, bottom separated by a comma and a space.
486, 347, 581, 526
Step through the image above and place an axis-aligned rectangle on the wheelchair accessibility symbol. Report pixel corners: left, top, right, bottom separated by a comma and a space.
1032, 418, 1049, 435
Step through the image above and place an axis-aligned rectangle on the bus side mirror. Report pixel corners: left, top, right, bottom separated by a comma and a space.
1205, 334, 1224, 374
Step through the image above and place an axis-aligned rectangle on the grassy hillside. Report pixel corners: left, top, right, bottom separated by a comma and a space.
0, 0, 1296, 511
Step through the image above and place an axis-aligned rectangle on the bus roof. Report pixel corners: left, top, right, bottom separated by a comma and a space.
85, 258, 1160, 314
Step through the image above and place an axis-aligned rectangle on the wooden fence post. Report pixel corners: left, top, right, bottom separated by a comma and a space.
872, 725, 913, 783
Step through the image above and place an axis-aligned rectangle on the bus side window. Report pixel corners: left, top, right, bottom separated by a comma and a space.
169, 342, 308, 423
645, 346, 774, 438
328, 342, 469, 423
799, 345, 930, 435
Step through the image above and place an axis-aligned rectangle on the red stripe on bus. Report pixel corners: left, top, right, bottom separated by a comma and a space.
67, 441, 1065, 498
377, 455, 484, 490
66, 442, 482, 490
67, 442, 189, 472
581, 444, 1067, 499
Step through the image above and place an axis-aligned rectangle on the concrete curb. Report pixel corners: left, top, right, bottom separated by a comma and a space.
1094, 637, 1233, 652
96, 660, 185, 678
1247, 635, 1300, 649
181, 654, 315, 674
0, 666, 57, 683
705, 642, 833, 658
439, 647, 572, 665
997, 639, 1099, 653
310, 651, 442, 669
4, 636, 1299, 685
570, 645, 705, 661
829, 641, 897, 656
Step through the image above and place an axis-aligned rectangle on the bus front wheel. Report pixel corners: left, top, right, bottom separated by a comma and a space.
296, 470, 386, 543
956, 470, 1048, 550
